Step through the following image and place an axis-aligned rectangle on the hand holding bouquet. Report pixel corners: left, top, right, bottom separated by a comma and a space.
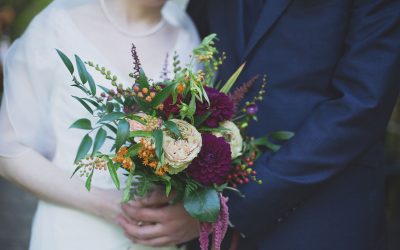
57, 34, 293, 249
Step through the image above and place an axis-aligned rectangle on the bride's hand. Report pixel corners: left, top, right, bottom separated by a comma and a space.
117, 190, 200, 246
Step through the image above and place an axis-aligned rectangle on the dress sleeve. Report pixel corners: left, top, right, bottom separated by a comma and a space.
0, 9, 58, 159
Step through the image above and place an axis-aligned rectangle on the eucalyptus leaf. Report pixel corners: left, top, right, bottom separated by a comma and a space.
107, 159, 120, 190
116, 119, 129, 151
106, 102, 114, 113
92, 128, 107, 155
70, 165, 82, 178
137, 68, 150, 88
122, 170, 134, 202
152, 129, 163, 160
75, 134, 93, 163
163, 120, 182, 138
270, 131, 295, 141
183, 188, 220, 223
82, 98, 100, 108
72, 96, 93, 114
102, 123, 117, 134
87, 72, 97, 95
98, 85, 110, 94
151, 83, 176, 107
98, 112, 125, 123
70, 118, 92, 130
85, 168, 94, 191
56, 49, 74, 74
75, 55, 88, 84
129, 130, 153, 138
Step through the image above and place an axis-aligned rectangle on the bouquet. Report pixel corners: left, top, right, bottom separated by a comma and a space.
57, 34, 293, 249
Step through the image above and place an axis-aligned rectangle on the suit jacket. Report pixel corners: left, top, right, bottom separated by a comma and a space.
187, 0, 400, 249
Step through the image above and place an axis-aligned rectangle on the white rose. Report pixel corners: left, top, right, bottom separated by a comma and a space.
213, 121, 243, 159
162, 119, 202, 174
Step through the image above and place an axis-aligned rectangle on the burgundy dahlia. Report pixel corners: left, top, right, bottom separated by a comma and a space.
187, 134, 232, 186
196, 87, 234, 128
163, 94, 182, 118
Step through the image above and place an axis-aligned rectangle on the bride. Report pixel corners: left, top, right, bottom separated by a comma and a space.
0, 0, 199, 249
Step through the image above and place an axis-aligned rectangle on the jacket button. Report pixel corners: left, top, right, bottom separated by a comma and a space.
277, 217, 284, 223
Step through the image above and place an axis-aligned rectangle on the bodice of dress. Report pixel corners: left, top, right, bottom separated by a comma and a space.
0, 0, 200, 189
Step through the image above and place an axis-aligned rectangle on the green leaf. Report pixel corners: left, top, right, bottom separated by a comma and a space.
188, 94, 197, 117
102, 123, 117, 134
82, 98, 100, 108
107, 159, 120, 190
75, 55, 88, 84
98, 112, 125, 123
74, 134, 93, 163
183, 188, 220, 223
56, 49, 74, 74
163, 120, 182, 138
152, 129, 163, 160
252, 137, 281, 152
92, 128, 107, 155
128, 143, 142, 157
85, 168, 94, 191
194, 112, 211, 127
106, 102, 114, 113
87, 73, 97, 95
270, 131, 295, 141
151, 83, 176, 107
70, 118, 92, 130
126, 114, 146, 125
70, 165, 83, 178
116, 119, 129, 151
98, 85, 110, 94
72, 96, 93, 114
129, 130, 153, 138
71, 84, 90, 95
122, 170, 134, 202
137, 68, 150, 88
220, 63, 246, 94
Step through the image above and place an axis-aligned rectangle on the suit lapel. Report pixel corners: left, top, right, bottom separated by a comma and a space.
242, 0, 293, 60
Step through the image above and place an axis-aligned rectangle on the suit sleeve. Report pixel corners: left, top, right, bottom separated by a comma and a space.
227, 0, 400, 241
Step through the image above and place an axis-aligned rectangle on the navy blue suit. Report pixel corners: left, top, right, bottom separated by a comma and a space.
187, 1, 400, 249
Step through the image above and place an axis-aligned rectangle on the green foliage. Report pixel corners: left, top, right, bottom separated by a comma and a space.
220, 63, 246, 94
163, 120, 182, 139
152, 129, 163, 160
56, 49, 74, 74
74, 134, 92, 163
115, 119, 129, 151
70, 118, 92, 130
107, 158, 121, 190
183, 187, 220, 223
92, 128, 107, 155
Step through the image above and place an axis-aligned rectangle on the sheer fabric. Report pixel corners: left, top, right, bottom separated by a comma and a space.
0, 0, 199, 249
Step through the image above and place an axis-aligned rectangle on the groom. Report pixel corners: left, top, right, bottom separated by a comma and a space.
118, 0, 400, 249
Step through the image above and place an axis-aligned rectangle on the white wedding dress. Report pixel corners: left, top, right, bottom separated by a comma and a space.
0, 0, 199, 249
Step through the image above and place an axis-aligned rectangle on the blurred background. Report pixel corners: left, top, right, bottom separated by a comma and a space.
0, 1, 399, 250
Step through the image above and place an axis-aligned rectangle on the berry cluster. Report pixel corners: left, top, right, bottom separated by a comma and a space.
227, 152, 262, 188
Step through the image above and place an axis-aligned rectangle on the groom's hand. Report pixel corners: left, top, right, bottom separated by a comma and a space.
118, 190, 200, 246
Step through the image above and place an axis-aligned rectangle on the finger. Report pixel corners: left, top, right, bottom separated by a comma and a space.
121, 204, 167, 223
131, 236, 176, 247
119, 218, 165, 240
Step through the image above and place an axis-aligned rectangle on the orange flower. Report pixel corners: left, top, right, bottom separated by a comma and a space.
138, 139, 158, 170
177, 83, 185, 94
113, 146, 133, 170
